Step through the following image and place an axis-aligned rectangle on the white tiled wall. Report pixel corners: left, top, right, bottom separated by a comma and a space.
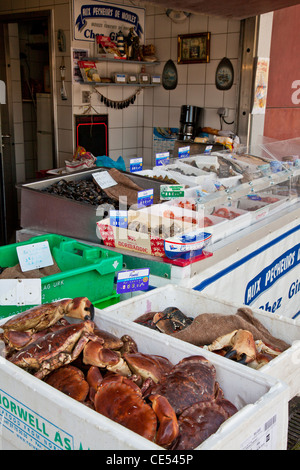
2, 0, 241, 171
71, 1, 241, 169
142, 6, 241, 166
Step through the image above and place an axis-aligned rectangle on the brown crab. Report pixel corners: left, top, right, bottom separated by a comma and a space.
135, 307, 193, 334
145, 355, 237, 449
171, 397, 237, 450
45, 365, 90, 402
1, 297, 94, 352
147, 355, 218, 414
123, 352, 174, 383
8, 320, 99, 379
93, 373, 179, 447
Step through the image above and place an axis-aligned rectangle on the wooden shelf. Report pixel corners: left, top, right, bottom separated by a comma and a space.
79, 82, 160, 87
89, 57, 160, 66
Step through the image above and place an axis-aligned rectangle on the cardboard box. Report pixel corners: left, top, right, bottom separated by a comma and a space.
97, 210, 197, 258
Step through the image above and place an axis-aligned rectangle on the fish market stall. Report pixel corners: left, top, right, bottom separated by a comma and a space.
16, 141, 300, 320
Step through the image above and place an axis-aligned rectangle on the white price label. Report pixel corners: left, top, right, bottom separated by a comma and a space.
93, 171, 117, 189
17, 241, 53, 273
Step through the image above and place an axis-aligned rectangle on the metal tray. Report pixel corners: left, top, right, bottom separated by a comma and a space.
17, 168, 164, 244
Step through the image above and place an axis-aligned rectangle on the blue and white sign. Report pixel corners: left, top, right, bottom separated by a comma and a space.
137, 189, 154, 208
244, 244, 300, 307
178, 146, 190, 159
116, 268, 150, 294
73, 0, 145, 42
156, 152, 170, 166
109, 210, 128, 228
130, 157, 143, 172
204, 145, 213, 154
193, 221, 300, 320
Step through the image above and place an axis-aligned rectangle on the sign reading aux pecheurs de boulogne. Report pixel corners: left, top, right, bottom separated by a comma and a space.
73, 0, 145, 43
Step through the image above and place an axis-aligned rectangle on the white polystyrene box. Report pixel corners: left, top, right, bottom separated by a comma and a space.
164, 162, 216, 185
100, 284, 300, 400
0, 309, 290, 450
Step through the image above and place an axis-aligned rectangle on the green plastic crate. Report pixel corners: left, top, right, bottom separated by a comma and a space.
0, 234, 123, 318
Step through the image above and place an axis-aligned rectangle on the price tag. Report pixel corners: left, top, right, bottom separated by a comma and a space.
218, 164, 230, 178
110, 210, 128, 228
160, 184, 185, 200
247, 194, 262, 200
204, 145, 213, 154
0, 279, 41, 306
16, 241, 54, 273
137, 189, 154, 208
178, 146, 190, 159
130, 158, 143, 172
156, 152, 170, 166
93, 171, 117, 189
116, 268, 150, 294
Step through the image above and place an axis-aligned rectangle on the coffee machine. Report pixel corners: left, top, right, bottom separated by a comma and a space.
178, 105, 204, 141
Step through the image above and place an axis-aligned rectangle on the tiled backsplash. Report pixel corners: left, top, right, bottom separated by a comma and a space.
72, 1, 241, 169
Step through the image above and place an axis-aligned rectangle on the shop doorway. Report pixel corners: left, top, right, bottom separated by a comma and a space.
0, 10, 55, 245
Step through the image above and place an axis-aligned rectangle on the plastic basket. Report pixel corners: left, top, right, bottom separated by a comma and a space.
0, 234, 122, 318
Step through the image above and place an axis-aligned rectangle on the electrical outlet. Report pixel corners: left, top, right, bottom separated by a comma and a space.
82, 91, 90, 104
217, 107, 229, 117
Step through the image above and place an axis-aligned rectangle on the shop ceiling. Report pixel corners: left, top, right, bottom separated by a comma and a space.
142, 0, 300, 19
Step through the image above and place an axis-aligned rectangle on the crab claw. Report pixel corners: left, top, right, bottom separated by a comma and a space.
83, 341, 131, 376
149, 394, 179, 448
65, 297, 94, 321
224, 349, 248, 364
207, 329, 257, 364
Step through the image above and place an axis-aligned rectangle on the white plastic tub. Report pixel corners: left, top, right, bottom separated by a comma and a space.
138, 168, 198, 187
160, 198, 230, 243
101, 284, 300, 400
235, 193, 298, 223
0, 307, 290, 450
163, 162, 216, 186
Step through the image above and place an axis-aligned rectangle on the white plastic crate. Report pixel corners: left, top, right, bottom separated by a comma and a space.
0, 307, 290, 450
101, 284, 300, 400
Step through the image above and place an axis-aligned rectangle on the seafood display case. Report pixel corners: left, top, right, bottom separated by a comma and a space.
16, 139, 300, 317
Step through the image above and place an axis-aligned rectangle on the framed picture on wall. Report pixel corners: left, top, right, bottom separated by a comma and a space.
178, 32, 210, 64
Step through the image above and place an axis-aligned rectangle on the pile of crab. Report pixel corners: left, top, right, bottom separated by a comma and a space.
0, 297, 238, 450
